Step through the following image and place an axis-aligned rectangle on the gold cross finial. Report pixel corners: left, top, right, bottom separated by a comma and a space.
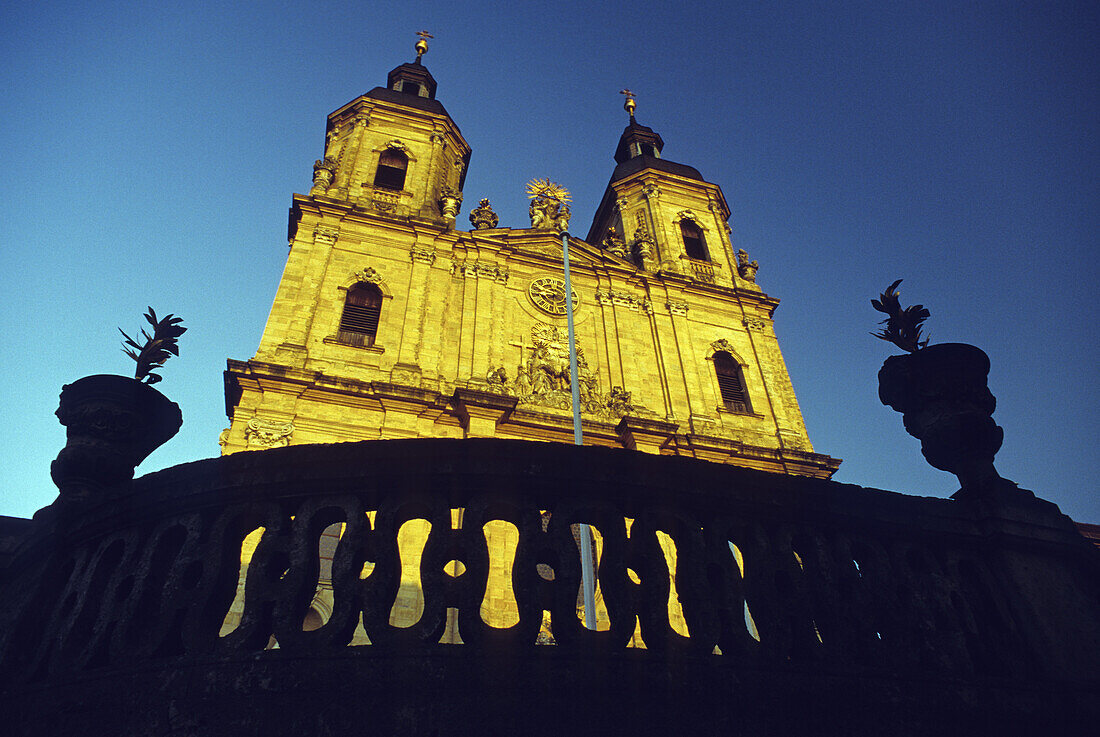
415, 30, 433, 61
620, 89, 636, 119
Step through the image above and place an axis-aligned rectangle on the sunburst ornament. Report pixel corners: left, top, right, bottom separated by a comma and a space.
525, 178, 571, 205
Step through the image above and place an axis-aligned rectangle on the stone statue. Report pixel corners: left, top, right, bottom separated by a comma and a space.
737, 249, 759, 282
603, 227, 627, 257
526, 178, 572, 232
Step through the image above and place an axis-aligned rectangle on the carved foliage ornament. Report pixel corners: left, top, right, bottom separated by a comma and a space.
528, 276, 578, 315
245, 417, 294, 449
353, 266, 384, 285
710, 339, 737, 357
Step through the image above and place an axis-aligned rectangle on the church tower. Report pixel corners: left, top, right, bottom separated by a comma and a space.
221, 41, 839, 480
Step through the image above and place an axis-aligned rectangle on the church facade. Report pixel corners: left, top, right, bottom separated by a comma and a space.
220, 42, 839, 480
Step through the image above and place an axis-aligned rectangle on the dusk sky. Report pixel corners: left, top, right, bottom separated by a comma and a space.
1, 2, 1096, 522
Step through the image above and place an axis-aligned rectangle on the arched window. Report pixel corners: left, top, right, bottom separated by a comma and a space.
337, 283, 382, 347
714, 351, 749, 412
680, 219, 708, 261
374, 149, 408, 191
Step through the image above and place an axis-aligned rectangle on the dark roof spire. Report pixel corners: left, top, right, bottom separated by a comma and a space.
386, 31, 438, 99
613, 90, 664, 164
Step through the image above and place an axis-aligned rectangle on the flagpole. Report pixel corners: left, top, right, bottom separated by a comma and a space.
562, 229, 597, 631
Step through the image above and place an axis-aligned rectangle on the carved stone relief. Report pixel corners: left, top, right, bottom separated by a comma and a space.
666, 301, 689, 316
594, 290, 651, 313
353, 266, 384, 285
313, 226, 339, 246
245, 417, 294, 449
410, 246, 437, 265
370, 190, 400, 213
451, 259, 509, 283
743, 317, 769, 332
710, 338, 738, 356
484, 325, 638, 420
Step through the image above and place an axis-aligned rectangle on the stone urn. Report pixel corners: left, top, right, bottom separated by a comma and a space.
877, 343, 1005, 494
51, 374, 182, 500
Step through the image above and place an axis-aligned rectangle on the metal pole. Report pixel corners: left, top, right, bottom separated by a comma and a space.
562, 230, 597, 631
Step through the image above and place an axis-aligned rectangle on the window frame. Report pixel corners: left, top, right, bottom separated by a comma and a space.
713, 350, 751, 414
336, 282, 383, 348
680, 219, 709, 261
373, 149, 409, 191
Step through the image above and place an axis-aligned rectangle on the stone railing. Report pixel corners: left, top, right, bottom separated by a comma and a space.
0, 438, 1097, 735
681, 254, 717, 283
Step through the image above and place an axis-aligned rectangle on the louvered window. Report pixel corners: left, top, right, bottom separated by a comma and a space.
714, 351, 749, 412
337, 283, 382, 347
374, 149, 408, 191
681, 220, 708, 261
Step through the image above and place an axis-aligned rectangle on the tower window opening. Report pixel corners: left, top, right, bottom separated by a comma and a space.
680, 220, 708, 261
400, 80, 421, 96
643, 144, 658, 157
374, 149, 408, 191
714, 352, 749, 413
337, 283, 382, 347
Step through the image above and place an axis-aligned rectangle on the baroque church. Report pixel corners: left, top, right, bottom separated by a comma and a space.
219, 36, 839, 480
215, 37, 840, 637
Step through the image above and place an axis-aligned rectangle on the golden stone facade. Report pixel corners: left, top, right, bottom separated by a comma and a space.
218, 47, 839, 641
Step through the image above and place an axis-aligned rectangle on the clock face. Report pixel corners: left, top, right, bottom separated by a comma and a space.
528, 276, 578, 315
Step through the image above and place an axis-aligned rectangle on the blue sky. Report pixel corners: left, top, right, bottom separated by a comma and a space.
1, 1, 1096, 521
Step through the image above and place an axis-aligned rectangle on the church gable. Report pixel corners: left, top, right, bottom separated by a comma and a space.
222, 36, 839, 480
